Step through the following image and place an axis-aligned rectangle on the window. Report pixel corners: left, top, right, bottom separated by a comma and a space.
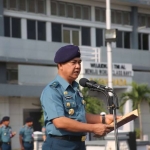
9, 0, 17, 10
63, 25, 80, 46
38, 21, 46, 41
95, 8, 100, 21
37, 0, 45, 14
96, 28, 103, 47
27, 20, 36, 40
12, 18, 21, 38
3, 0, 7, 8
4, 16, 21, 38
138, 33, 149, 50
95, 7, 106, 22
19, 0, 26, 11
51, 1, 57, 15
52, 23, 62, 42
81, 27, 91, 46
83, 6, 90, 20
116, 31, 131, 49
123, 12, 130, 25
27, 20, 46, 41
51, 1, 91, 20
116, 11, 122, 24
59, 3, 66, 17
67, 4, 74, 18
27, 0, 36, 13
4, 16, 10, 37
75, 5, 81, 19
6, 63, 18, 84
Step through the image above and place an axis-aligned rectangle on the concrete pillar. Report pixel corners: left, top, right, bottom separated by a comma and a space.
21, 18, 27, 39
91, 27, 96, 47
46, 22, 52, 42
0, 0, 4, 36
91, 5, 95, 22
131, 7, 138, 49
46, 0, 51, 16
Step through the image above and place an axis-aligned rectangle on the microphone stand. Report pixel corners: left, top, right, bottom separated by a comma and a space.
90, 88, 120, 150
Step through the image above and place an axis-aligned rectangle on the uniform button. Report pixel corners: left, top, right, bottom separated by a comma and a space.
64, 91, 68, 95
66, 102, 70, 107
82, 100, 86, 105
68, 109, 74, 115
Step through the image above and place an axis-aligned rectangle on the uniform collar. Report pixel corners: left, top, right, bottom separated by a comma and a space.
56, 75, 78, 90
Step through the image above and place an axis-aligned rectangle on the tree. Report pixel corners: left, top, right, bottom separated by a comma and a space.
120, 82, 150, 140
81, 87, 106, 114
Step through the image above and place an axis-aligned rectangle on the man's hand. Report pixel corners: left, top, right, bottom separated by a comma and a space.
92, 123, 114, 136
21, 146, 24, 150
12, 132, 16, 136
105, 115, 122, 125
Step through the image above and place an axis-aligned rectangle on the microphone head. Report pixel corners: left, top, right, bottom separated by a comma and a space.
79, 78, 89, 87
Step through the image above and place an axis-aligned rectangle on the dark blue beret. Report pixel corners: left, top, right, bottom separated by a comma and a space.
54, 45, 81, 63
26, 117, 33, 123
2, 116, 10, 122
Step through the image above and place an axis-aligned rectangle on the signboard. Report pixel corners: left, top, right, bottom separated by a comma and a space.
79, 61, 133, 88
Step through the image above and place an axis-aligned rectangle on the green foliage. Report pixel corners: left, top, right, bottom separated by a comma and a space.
119, 81, 150, 140
39, 110, 44, 126
81, 87, 106, 114
135, 128, 140, 139
120, 82, 150, 111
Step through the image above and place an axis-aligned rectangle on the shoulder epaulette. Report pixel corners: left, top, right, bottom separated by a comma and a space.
50, 81, 59, 88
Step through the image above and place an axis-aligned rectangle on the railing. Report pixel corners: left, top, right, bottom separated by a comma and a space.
120, 0, 150, 5
79, 46, 101, 62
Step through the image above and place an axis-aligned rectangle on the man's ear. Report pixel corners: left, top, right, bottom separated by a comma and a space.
58, 63, 63, 69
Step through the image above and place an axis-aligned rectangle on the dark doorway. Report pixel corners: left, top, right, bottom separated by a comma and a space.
23, 109, 42, 131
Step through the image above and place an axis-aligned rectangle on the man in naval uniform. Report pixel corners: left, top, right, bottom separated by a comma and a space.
0, 116, 16, 150
40, 45, 118, 150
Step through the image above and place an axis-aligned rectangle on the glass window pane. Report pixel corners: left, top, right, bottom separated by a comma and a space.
67, 4, 73, 18
96, 28, 103, 47
141, 16, 146, 26
38, 21, 46, 41
116, 31, 122, 48
101, 9, 106, 22
111, 10, 115, 23
63, 30, 70, 43
124, 32, 130, 49
75, 5, 81, 19
27, 20, 36, 40
12, 18, 21, 38
81, 27, 91, 46
147, 17, 150, 28
95, 8, 100, 21
51, 1, 57, 15
3, 0, 7, 8
9, 0, 17, 10
27, 0, 35, 13
138, 33, 141, 50
59, 3, 65, 17
123, 12, 130, 25
83, 6, 90, 20
19, 0, 26, 11
72, 30, 79, 46
4, 16, 10, 37
52, 23, 62, 42
143, 34, 149, 50
37, 0, 45, 14
116, 11, 122, 24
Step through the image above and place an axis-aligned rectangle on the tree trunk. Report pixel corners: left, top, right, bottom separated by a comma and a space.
138, 103, 143, 140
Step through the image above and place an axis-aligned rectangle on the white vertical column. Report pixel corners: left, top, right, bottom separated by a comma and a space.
46, 22, 52, 42
21, 18, 27, 39
46, 0, 51, 16
91, 5, 95, 22
91, 27, 96, 47
91, 6, 96, 47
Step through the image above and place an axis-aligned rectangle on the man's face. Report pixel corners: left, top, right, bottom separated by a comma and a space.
3, 121, 10, 126
58, 57, 82, 82
27, 122, 33, 127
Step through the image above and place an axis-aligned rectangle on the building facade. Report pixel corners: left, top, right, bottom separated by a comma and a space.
0, 0, 150, 149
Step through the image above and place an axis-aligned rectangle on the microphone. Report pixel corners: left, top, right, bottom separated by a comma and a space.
79, 78, 112, 91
